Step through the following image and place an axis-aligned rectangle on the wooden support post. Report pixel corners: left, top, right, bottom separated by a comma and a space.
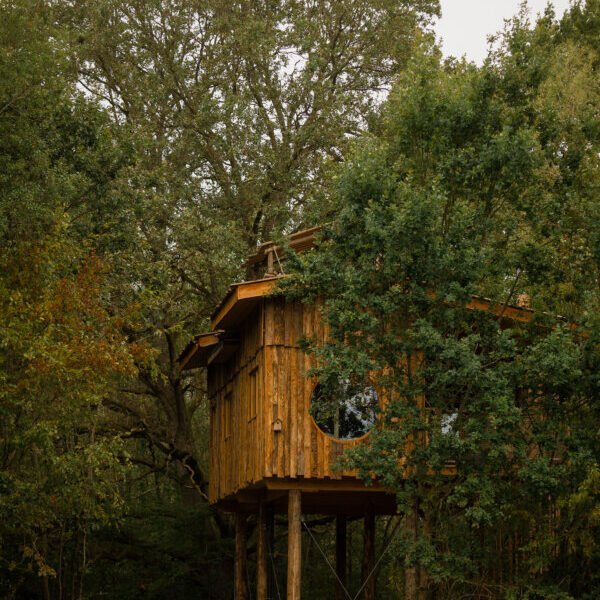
235, 512, 249, 600
265, 248, 275, 276
347, 522, 353, 588
287, 490, 302, 600
403, 501, 418, 600
418, 509, 430, 600
257, 499, 268, 600
267, 506, 276, 599
335, 514, 347, 600
362, 511, 376, 600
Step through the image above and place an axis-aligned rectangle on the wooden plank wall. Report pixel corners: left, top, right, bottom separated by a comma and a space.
208, 297, 364, 504
263, 297, 361, 484
208, 304, 265, 503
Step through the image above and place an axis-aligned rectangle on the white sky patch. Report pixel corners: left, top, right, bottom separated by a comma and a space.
435, 0, 574, 64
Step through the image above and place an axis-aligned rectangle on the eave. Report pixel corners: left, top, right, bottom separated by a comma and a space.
245, 225, 322, 268
210, 276, 280, 330
179, 330, 240, 370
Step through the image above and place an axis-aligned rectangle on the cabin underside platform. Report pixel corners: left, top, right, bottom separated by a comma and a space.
214, 477, 398, 516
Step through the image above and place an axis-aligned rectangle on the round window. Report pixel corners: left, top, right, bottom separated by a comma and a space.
310, 380, 378, 440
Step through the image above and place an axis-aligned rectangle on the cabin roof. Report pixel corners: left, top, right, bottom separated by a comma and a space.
178, 330, 242, 370
210, 276, 281, 329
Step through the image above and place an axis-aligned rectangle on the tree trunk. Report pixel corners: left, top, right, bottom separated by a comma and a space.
404, 501, 421, 600
267, 505, 276, 599
362, 511, 376, 600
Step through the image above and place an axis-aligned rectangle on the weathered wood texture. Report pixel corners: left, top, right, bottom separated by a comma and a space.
235, 513, 249, 600
208, 298, 366, 504
287, 490, 302, 600
335, 514, 347, 600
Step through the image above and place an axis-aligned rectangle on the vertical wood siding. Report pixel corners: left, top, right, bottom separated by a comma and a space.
208, 298, 364, 504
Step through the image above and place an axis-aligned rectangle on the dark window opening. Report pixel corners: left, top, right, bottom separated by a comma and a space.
310, 381, 378, 440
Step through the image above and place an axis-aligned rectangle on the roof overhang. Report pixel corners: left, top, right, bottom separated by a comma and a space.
179, 330, 241, 370
210, 276, 280, 330
178, 286, 537, 370
466, 296, 534, 323
245, 225, 321, 268
177, 277, 281, 370
179, 291, 535, 371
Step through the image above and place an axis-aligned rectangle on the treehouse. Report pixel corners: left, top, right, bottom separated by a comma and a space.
178, 228, 398, 599
178, 226, 535, 600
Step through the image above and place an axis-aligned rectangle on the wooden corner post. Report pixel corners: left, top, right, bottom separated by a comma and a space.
287, 490, 302, 600
335, 514, 347, 600
235, 512, 249, 600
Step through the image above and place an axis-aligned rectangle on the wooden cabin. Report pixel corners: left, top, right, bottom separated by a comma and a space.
179, 277, 396, 515
178, 226, 535, 600
179, 227, 398, 600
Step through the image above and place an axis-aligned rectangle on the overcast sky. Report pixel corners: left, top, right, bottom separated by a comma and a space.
436, 0, 574, 64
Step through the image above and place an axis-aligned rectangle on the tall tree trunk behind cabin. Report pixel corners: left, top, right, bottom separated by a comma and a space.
418, 508, 430, 600
41, 571, 50, 600
172, 371, 202, 507
362, 512, 376, 600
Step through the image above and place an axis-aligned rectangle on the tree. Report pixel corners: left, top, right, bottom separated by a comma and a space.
0, 1, 137, 596
0, 1, 440, 596
55, 0, 441, 518
284, 3, 600, 598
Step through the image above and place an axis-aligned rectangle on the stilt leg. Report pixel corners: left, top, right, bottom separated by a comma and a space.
362, 511, 376, 600
335, 514, 347, 600
287, 490, 302, 600
257, 499, 268, 600
235, 512, 249, 600
267, 506, 275, 598
404, 502, 418, 600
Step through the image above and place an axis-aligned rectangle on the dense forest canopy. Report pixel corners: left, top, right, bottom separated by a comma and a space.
1, 0, 598, 598
284, 2, 600, 597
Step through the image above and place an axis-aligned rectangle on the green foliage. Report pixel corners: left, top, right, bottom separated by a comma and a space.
3, 0, 599, 597
2, 0, 443, 597
284, 3, 600, 597
0, 1, 137, 595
